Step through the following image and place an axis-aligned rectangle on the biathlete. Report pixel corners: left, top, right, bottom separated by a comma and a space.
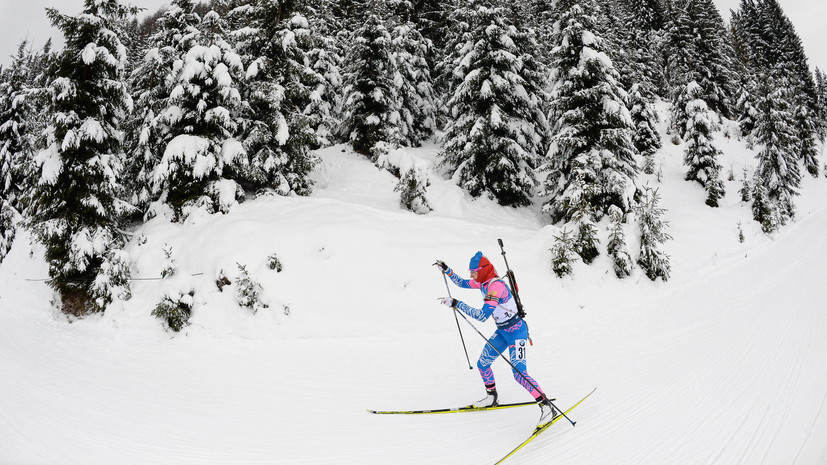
435, 251, 557, 426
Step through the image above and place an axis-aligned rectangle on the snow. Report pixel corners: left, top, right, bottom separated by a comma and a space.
2, 115, 827, 465
35, 143, 62, 185
82, 43, 98, 64
156, 134, 214, 181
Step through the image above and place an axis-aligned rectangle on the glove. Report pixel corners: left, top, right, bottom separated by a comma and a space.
434, 260, 448, 272
438, 297, 458, 308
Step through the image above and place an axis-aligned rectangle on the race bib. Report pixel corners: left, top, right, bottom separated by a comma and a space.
515, 339, 527, 361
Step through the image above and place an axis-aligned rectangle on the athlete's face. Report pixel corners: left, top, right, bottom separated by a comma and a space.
470, 270, 479, 280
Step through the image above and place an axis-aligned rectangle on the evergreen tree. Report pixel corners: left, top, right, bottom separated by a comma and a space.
25, 0, 137, 315
665, 0, 735, 118
751, 69, 800, 232
550, 227, 577, 278
411, 0, 450, 54
629, 83, 662, 174
0, 199, 17, 264
339, 14, 401, 158
126, 0, 202, 214
607, 205, 633, 278
540, 0, 638, 222
149, 8, 248, 220
602, 0, 664, 97
232, 1, 320, 196
569, 174, 600, 264
394, 164, 432, 214
635, 185, 672, 281
815, 68, 827, 142
391, 22, 437, 147
0, 42, 38, 212
680, 81, 726, 207
301, 10, 344, 148
733, 0, 819, 168
439, 3, 547, 207
792, 97, 820, 177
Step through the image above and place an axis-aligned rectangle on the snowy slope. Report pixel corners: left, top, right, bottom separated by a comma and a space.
1, 122, 827, 465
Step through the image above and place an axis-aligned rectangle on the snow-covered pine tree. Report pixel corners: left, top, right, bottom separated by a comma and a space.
602, 2, 663, 160
231, 1, 320, 196
149, 8, 248, 220
751, 69, 800, 232
680, 81, 725, 207
300, 7, 344, 148
792, 95, 820, 178
0, 42, 38, 212
569, 174, 599, 264
635, 185, 671, 281
439, 2, 547, 207
391, 22, 437, 147
339, 14, 401, 159
550, 227, 577, 278
664, 0, 735, 118
395, 163, 432, 214
540, 0, 638, 222
739, 167, 751, 202
0, 200, 17, 264
815, 68, 827, 142
607, 204, 633, 278
126, 0, 202, 215
629, 84, 662, 174
25, 0, 137, 315
411, 0, 450, 56
235, 263, 268, 313
733, 0, 819, 170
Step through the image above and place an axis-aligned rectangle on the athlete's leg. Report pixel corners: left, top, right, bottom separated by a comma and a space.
477, 331, 508, 390
504, 321, 546, 400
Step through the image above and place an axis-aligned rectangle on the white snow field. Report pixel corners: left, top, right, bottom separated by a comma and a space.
2, 121, 827, 464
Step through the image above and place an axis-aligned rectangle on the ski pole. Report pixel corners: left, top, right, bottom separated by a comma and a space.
452, 309, 577, 427
441, 269, 473, 370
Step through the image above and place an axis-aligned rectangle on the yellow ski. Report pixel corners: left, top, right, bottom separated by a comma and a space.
493, 387, 597, 465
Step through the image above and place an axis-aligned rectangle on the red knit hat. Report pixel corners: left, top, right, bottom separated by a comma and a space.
469, 251, 497, 283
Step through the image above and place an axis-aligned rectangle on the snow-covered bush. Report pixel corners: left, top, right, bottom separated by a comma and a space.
0, 200, 17, 264
161, 244, 176, 278
379, 148, 432, 214
89, 249, 133, 307
395, 168, 431, 214
267, 253, 283, 272
636, 186, 672, 281
550, 228, 577, 278
236, 263, 268, 314
152, 289, 195, 332
569, 176, 599, 264
607, 206, 633, 278
739, 168, 751, 203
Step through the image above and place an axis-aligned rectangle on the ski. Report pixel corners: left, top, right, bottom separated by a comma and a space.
367, 399, 551, 415
493, 387, 597, 465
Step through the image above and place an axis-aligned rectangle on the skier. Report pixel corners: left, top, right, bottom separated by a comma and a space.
435, 251, 558, 426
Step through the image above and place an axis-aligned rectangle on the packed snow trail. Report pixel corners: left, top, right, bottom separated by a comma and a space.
1, 145, 826, 464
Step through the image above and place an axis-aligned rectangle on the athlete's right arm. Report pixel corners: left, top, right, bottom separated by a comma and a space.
446, 268, 479, 289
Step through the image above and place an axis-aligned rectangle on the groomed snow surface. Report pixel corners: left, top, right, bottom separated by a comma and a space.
2, 117, 827, 464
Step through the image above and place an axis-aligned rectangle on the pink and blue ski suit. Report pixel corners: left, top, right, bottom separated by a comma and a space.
444, 253, 545, 401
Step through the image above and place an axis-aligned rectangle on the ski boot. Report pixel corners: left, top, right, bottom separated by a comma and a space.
537, 398, 559, 427
473, 388, 498, 408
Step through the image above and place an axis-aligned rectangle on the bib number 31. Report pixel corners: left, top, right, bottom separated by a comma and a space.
515, 339, 527, 361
